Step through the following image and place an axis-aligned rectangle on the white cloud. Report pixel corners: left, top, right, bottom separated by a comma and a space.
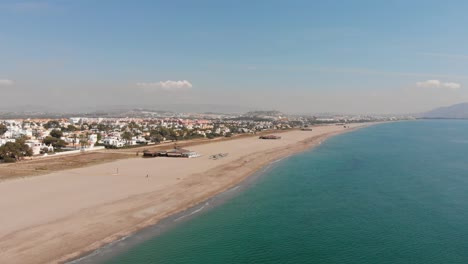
416, 80, 461, 89
136, 80, 193, 91
442, 82, 461, 89
416, 80, 442, 88
0, 79, 14, 86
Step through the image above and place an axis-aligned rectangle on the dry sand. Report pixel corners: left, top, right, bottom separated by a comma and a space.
0, 124, 371, 264
0, 129, 291, 180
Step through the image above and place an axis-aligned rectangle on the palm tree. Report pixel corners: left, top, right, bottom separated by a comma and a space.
79, 134, 88, 149
121, 131, 133, 146
72, 134, 78, 149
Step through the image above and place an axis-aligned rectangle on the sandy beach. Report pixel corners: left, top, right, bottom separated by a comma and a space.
0, 124, 370, 264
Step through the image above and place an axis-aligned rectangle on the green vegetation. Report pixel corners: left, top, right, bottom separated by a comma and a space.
147, 128, 207, 143
61, 125, 77, 132
97, 123, 111, 132
0, 124, 7, 136
43, 120, 60, 129
43, 129, 66, 150
79, 134, 89, 148
0, 137, 33, 163
49, 129, 63, 139
72, 134, 78, 148
121, 131, 133, 145
43, 136, 66, 150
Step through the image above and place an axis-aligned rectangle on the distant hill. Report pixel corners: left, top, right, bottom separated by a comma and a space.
422, 103, 468, 119
0, 104, 252, 118
243, 110, 284, 117
241, 110, 286, 120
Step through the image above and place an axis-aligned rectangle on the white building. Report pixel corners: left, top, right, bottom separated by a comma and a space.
25, 140, 54, 155
102, 137, 125, 147
88, 134, 98, 144
0, 138, 16, 147
69, 117, 81, 124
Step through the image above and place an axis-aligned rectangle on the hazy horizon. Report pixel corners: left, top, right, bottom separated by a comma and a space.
2, 1, 468, 114
0, 102, 423, 116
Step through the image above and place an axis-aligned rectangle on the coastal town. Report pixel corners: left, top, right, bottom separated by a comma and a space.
0, 110, 410, 162
2, 1, 467, 263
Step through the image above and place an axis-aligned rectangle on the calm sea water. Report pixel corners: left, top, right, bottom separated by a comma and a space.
104, 120, 468, 264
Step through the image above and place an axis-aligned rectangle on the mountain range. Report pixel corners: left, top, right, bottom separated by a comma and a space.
422, 103, 468, 119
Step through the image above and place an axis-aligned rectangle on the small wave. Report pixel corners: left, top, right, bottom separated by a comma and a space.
271, 157, 285, 164
262, 157, 286, 171
273, 154, 294, 164
221, 186, 241, 195
67, 234, 131, 263
229, 186, 240, 192
174, 202, 209, 222
173, 214, 187, 222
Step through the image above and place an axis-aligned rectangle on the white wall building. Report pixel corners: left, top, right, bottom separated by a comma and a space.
0, 138, 16, 147
102, 137, 125, 147
25, 140, 54, 155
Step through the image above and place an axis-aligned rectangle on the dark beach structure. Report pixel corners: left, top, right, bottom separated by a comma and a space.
259, 135, 282, 140
142, 147, 200, 158
142, 150, 167, 157
166, 148, 191, 157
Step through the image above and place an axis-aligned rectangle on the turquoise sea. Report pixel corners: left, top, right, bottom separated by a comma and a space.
90, 120, 468, 264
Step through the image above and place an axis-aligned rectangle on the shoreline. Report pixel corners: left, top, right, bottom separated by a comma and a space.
68, 155, 286, 264
0, 123, 377, 264
63, 135, 335, 263
66, 124, 372, 264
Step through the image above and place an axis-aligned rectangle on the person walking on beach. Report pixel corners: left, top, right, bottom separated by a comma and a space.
146, 174, 149, 179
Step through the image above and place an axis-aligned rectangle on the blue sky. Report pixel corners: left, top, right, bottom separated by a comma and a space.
1, 0, 468, 113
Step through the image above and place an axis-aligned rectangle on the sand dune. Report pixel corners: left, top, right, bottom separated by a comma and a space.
0, 124, 369, 264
